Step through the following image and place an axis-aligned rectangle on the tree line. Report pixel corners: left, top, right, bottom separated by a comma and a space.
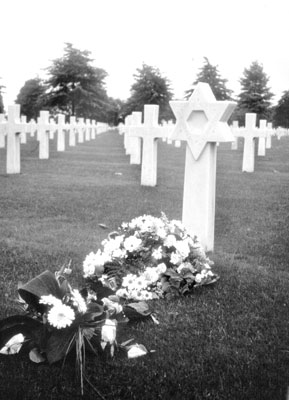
0, 43, 288, 127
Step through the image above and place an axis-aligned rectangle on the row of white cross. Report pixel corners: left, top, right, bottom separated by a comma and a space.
0, 104, 108, 174
1, 83, 283, 254
120, 110, 279, 179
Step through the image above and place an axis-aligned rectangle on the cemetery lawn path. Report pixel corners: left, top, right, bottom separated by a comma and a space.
0, 132, 289, 399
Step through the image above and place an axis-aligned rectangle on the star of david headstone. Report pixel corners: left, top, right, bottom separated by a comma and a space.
169, 82, 236, 160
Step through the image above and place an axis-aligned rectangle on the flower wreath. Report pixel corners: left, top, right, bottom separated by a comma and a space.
84, 213, 218, 300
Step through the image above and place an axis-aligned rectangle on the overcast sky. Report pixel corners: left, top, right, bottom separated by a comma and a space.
1, 0, 288, 107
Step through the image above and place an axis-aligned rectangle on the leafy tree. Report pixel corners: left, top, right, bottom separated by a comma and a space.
0, 78, 5, 113
125, 63, 174, 121
15, 78, 46, 120
185, 57, 233, 100
235, 61, 274, 125
106, 97, 126, 126
43, 43, 109, 120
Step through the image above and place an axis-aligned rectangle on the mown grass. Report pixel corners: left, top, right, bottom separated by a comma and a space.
0, 131, 289, 399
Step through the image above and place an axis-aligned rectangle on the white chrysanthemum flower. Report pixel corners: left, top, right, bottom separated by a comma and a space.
140, 290, 153, 300
83, 252, 97, 277
39, 295, 62, 307
111, 248, 127, 259
128, 290, 144, 301
170, 252, 183, 265
174, 239, 190, 258
71, 289, 87, 314
140, 216, 163, 233
156, 263, 167, 274
122, 273, 137, 288
164, 234, 177, 248
156, 227, 167, 239
102, 235, 124, 256
47, 303, 75, 329
133, 276, 148, 290
152, 246, 163, 260
128, 215, 144, 229
143, 267, 159, 284
83, 250, 110, 278
123, 235, 142, 252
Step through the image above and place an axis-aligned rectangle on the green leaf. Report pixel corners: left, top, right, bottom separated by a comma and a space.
0, 315, 44, 351
161, 280, 171, 293
180, 284, 190, 295
123, 301, 151, 321
78, 302, 105, 324
29, 347, 46, 363
164, 269, 183, 280
18, 271, 63, 312
168, 277, 182, 289
182, 272, 196, 281
45, 327, 76, 364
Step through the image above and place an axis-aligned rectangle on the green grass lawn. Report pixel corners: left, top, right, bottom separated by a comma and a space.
1, 131, 289, 399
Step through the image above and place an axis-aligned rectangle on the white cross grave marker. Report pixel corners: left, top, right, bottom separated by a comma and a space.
38, 111, 51, 159
241, 113, 271, 172
129, 104, 170, 186
6, 105, 24, 174
20, 116, 28, 144
49, 117, 56, 139
129, 111, 142, 165
91, 120, 96, 140
266, 122, 272, 149
78, 118, 85, 143
57, 114, 66, 151
257, 119, 267, 157
29, 119, 37, 138
241, 113, 257, 172
69, 116, 76, 146
85, 119, 91, 141
231, 120, 239, 150
169, 82, 236, 251
232, 114, 269, 172
118, 122, 125, 135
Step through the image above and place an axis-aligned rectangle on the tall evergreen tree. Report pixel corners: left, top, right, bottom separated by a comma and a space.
125, 63, 174, 121
16, 78, 46, 120
43, 43, 109, 120
273, 91, 289, 128
236, 61, 274, 125
185, 57, 233, 100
